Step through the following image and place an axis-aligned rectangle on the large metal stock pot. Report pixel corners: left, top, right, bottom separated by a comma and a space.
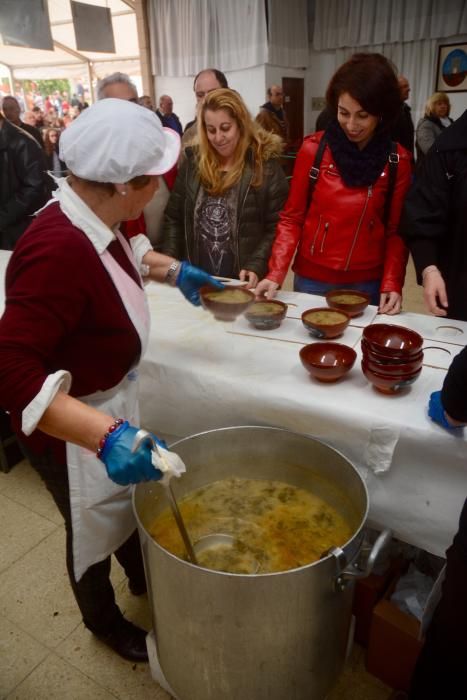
133, 426, 388, 700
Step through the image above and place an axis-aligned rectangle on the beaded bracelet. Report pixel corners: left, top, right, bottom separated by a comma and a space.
96, 418, 125, 459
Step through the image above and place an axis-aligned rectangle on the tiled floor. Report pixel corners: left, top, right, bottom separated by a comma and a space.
0, 259, 424, 700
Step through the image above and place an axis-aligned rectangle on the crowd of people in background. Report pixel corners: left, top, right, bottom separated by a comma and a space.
1, 52, 467, 698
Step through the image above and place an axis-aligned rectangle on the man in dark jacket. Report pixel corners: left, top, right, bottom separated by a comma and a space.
2, 95, 44, 148
409, 349, 467, 700
182, 69, 228, 149
400, 110, 467, 321
391, 76, 414, 155
156, 95, 183, 136
256, 85, 289, 142
0, 112, 48, 250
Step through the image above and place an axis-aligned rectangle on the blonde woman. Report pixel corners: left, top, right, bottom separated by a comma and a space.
416, 92, 453, 163
158, 88, 289, 287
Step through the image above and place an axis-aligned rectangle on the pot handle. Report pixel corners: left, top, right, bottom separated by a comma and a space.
330, 529, 392, 592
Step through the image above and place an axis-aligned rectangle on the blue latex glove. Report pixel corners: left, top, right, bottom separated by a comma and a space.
176, 261, 224, 306
428, 391, 459, 430
99, 421, 166, 486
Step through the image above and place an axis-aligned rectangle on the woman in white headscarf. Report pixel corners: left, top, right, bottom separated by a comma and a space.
0, 99, 220, 663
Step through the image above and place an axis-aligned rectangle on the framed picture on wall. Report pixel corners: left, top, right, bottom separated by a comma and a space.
436, 43, 467, 92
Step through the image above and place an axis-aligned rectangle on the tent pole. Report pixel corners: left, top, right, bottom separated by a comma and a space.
0, 62, 14, 94
87, 61, 95, 103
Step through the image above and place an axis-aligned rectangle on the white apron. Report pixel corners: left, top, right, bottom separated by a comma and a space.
66, 231, 150, 581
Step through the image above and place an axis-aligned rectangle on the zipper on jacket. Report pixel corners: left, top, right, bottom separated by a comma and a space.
184, 161, 193, 264
235, 173, 253, 273
344, 185, 372, 270
310, 215, 322, 255
320, 222, 329, 252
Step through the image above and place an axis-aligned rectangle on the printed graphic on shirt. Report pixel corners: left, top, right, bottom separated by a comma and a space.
195, 186, 238, 277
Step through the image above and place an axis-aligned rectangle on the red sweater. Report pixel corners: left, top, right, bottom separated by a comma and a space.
267, 134, 412, 293
0, 203, 141, 459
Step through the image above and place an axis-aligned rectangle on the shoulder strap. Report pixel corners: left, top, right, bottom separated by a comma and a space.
383, 142, 399, 227
306, 136, 327, 210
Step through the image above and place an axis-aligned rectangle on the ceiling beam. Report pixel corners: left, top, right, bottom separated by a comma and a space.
53, 40, 88, 63
50, 10, 133, 27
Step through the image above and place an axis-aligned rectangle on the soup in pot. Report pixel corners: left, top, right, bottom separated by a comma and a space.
148, 477, 353, 574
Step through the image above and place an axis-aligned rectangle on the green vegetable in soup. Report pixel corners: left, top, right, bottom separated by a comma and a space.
148, 477, 353, 574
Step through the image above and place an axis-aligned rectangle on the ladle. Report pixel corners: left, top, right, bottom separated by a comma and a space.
132, 430, 199, 565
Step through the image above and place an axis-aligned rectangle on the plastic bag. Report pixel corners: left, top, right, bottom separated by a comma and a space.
390, 563, 436, 621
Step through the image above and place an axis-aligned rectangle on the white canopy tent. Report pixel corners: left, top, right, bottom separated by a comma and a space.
0, 0, 141, 98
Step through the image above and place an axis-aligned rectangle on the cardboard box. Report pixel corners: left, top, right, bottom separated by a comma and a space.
366, 578, 423, 692
352, 557, 406, 646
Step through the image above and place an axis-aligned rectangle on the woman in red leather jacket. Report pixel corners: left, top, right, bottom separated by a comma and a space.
256, 53, 412, 314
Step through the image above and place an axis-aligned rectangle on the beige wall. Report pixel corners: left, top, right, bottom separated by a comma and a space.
134, 0, 154, 102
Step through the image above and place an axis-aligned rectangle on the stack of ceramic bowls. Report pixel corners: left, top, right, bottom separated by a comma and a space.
361, 324, 424, 394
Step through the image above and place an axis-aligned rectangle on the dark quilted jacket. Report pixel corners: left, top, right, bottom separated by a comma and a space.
157, 146, 289, 279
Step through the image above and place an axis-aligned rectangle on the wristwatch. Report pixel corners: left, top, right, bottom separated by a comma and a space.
165, 261, 180, 286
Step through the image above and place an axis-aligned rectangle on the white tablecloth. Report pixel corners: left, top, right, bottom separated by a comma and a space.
1, 249, 466, 557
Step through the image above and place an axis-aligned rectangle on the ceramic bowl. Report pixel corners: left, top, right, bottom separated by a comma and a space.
361, 338, 424, 365
361, 360, 422, 394
200, 285, 255, 322
363, 353, 424, 376
300, 342, 357, 382
301, 307, 350, 339
244, 300, 288, 330
362, 324, 423, 358
325, 289, 371, 318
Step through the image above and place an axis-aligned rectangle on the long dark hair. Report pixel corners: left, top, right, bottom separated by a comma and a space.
326, 53, 401, 129
44, 128, 60, 157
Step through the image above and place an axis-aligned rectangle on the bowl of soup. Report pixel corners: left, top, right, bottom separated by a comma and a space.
326, 289, 371, 317
200, 285, 255, 322
244, 299, 288, 330
301, 307, 350, 339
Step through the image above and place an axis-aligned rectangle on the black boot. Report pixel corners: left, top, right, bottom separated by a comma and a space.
94, 616, 149, 662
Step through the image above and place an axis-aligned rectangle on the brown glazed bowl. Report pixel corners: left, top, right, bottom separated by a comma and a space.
301, 307, 350, 339
361, 360, 422, 394
362, 324, 423, 358
200, 285, 255, 322
325, 289, 371, 317
363, 353, 424, 376
244, 300, 288, 330
300, 342, 357, 382
361, 338, 424, 365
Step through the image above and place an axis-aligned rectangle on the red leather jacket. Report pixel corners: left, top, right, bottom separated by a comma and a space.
267, 133, 412, 293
